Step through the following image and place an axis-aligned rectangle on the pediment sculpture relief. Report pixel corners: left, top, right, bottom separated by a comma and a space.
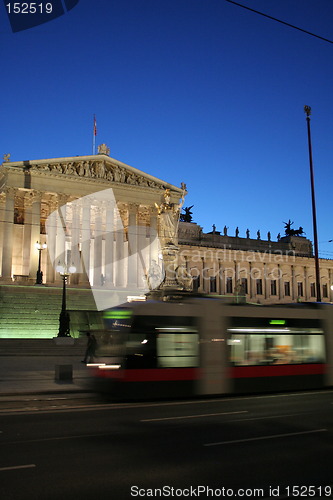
29, 160, 166, 189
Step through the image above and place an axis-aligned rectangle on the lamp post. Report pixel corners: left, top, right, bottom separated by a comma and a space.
56, 263, 76, 337
35, 241, 47, 285
304, 105, 321, 302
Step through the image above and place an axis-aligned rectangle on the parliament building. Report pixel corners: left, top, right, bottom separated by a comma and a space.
1, 147, 332, 338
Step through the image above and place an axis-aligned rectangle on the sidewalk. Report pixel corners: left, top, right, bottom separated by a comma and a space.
0, 355, 94, 396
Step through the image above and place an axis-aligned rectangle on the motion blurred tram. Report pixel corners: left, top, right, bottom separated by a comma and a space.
89, 299, 333, 398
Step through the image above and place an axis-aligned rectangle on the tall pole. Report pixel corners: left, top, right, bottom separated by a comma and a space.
58, 274, 70, 337
35, 241, 47, 285
56, 263, 76, 337
304, 105, 321, 302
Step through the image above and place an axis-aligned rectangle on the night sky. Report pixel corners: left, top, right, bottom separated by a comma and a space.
1, 0, 333, 258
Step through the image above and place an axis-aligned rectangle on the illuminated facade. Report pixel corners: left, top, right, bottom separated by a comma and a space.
0, 150, 182, 293
1, 150, 333, 306
178, 223, 333, 304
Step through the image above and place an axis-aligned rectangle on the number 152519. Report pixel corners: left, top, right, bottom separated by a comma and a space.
6, 3, 53, 14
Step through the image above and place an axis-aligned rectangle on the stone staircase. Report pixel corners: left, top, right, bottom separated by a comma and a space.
0, 285, 103, 339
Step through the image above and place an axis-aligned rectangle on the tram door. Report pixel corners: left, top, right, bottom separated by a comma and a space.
197, 302, 231, 396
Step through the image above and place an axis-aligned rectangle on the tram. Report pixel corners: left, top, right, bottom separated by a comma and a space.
89, 298, 333, 398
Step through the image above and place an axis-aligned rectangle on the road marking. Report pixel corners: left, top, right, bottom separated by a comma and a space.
232, 413, 307, 422
0, 464, 36, 472
141, 410, 248, 422
204, 428, 327, 446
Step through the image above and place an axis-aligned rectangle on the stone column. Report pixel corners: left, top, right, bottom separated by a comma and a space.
104, 200, 115, 287
115, 204, 125, 287
277, 264, 283, 301
202, 257, 209, 293
263, 263, 268, 300
81, 197, 92, 285
218, 260, 224, 295
70, 201, 81, 285
28, 191, 42, 280
249, 262, 254, 299
46, 196, 57, 284
0, 192, 6, 271
55, 194, 68, 282
304, 266, 310, 301
329, 268, 333, 303
149, 207, 159, 263
291, 265, 296, 301
22, 192, 33, 277
137, 216, 148, 290
127, 203, 139, 288
93, 206, 103, 287
1, 187, 16, 279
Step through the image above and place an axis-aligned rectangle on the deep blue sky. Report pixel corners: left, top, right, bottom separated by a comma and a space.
1, 0, 333, 258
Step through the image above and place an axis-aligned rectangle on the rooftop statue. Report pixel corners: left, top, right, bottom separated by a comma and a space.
180, 205, 194, 223
97, 143, 110, 156
283, 220, 305, 237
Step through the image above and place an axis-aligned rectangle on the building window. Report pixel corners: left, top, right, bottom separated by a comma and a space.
226, 277, 233, 294
297, 282, 304, 297
310, 283, 316, 297
323, 284, 328, 298
256, 279, 263, 295
270, 280, 277, 296
210, 276, 217, 293
241, 277, 248, 294
284, 281, 291, 296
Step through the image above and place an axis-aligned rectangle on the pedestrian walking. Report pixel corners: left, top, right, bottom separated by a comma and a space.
82, 332, 97, 364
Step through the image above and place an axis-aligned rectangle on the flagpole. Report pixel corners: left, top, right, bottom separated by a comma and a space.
93, 115, 97, 154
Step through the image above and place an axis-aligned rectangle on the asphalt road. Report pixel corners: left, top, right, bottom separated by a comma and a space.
0, 390, 333, 500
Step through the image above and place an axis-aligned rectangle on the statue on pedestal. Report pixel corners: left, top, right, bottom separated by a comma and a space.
156, 187, 185, 245
155, 186, 186, 290
146, 259, 164, 290
176, 263, 193, 291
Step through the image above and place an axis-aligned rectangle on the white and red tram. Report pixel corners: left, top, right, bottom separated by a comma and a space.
89, 298, 333, 399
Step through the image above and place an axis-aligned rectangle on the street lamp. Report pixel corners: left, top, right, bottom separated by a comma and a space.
56, 262, 76, 337
304, 105, 321, 302
35, 241, 47, 285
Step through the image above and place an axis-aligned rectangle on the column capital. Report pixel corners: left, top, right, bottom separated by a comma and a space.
128, 202, 140, 214
24, 190, 42, 207
4, 186, 18, 198
0, 191, 6, 206
149, 205, 158, 216
57, 193, 69, 207
48, 194, 58, 213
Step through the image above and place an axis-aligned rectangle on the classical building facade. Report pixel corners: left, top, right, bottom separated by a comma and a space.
178, 223, 333, 304
1, 150, 333, 306
0, 150, 183, 304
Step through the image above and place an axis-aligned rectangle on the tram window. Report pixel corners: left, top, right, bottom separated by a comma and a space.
157, 331, 199, 368
127, 316, 198, 368
228, 330, 325, 366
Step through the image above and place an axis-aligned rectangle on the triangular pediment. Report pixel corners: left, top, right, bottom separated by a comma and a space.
2, 154, 182, 194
